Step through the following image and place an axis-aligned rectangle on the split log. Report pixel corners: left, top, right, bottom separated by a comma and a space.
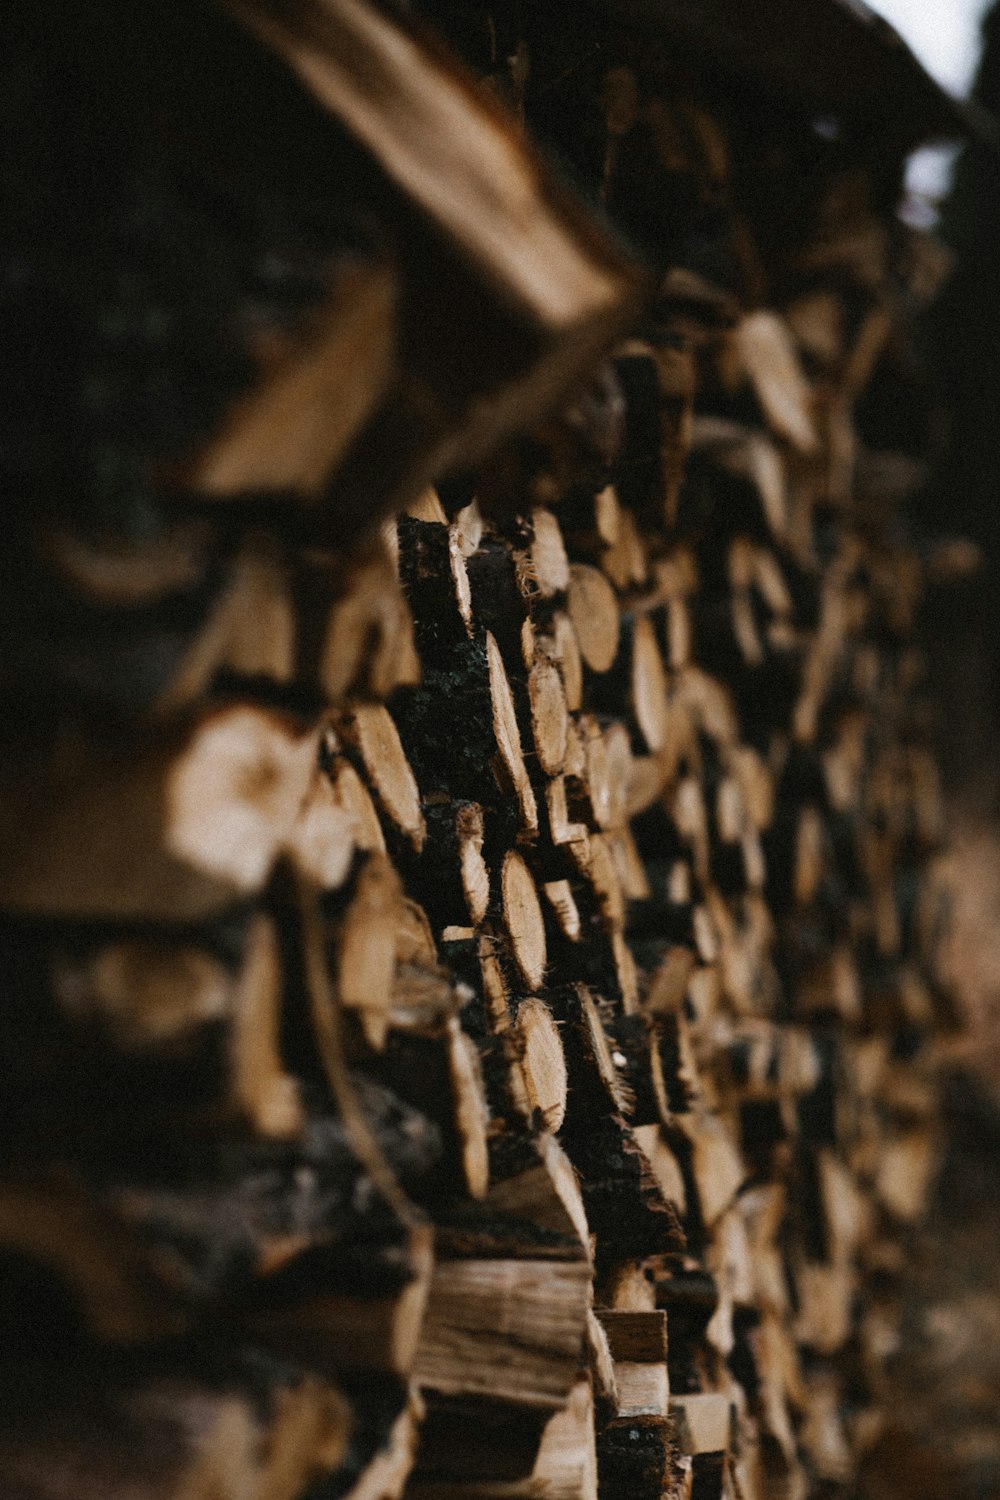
203, 0, 647, 518
670, 1393, 734, 1500
561, 1112, 685, 1268
567, 564, 621, 675
407, 1378, 598, 1500
413, 1254, 590, 1409
506, 998, 569, 1132
0, 708, 320, 921
595, 1309, 670, 1418
336, 705, 426, 852
187, 257, 398, 501
501, 853, 548, 994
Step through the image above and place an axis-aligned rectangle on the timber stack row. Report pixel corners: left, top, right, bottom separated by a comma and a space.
0, 1, 960, 1497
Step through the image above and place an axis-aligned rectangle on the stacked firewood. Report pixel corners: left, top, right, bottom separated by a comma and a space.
0, 2, 962, 1498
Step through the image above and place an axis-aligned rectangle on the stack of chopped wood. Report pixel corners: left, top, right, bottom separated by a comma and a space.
0, 1, 963, 1498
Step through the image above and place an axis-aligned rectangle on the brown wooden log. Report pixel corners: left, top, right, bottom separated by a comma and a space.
413, 1255, 590, 1409
0, 1181, 185, 1345
735, 311, 817, 455
483, 1129, 591, 1254
629, 615, 671, 755
506, 998, 568, 1133
333, 852, 404, 1046
0, 708, 320, 921
550, 612, 584, 713
337, 704, 426, 852
595, 1309, 670, 1419
567, 565, 621, 675
41, 517, 216, 612
525, 508, 572, 601
676, 1110, 747, 1234
319, 538, 422, 702
324, 748, 389, 851
670, 1394, 733, 1499
0, 911, 301, 1144
184, 257, 398, 500
606, 1014, 672, 1128
407, 1378, 598, 1500
501, 852, 547, 994
7, 1103, 435, 1343
527, 653, 569, 777
542, 878, 582, 943
487, 633, 539, 834
288, 754, 358, 891
397, 516, 475, 666
545, 777, 590, 849
360, 1004, 490, 1202
166, 532, 296, 709
243, 1221, 435, 1378
401, 800, 489, 932
560, 1111, 685, 1269
548, 984, 631, 1118
217, 0, 647, 524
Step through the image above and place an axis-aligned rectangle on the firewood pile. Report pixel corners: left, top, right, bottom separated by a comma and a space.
0, 1, 968, 1497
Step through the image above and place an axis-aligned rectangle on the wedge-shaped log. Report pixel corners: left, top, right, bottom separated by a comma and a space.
209, 0, 647, 524
0, 707, 321, 921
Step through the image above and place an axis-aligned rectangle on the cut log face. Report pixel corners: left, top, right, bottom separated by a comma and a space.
483, 1131, 590, 1253
528, 655, 569, 777
325, 756, 387, 853
568, 565, 621, 674
544, 878, 581, 942
457, 804, 491, 926
530, 509, 572, 599
0, 711, 319, 921
596, 1308, 668, 1362
336, 852, 403, 1046
735, 312, 817, 455
167, 707, 321, 890
488, 632, 539, 833
509, 997, 568, 1132
502, 852, 547, 993
630, 615, 671, 753
671, 1393, 733, 1457
287, 766, 356, 891
552, 612, 585, 712
339, 704, 426, 852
